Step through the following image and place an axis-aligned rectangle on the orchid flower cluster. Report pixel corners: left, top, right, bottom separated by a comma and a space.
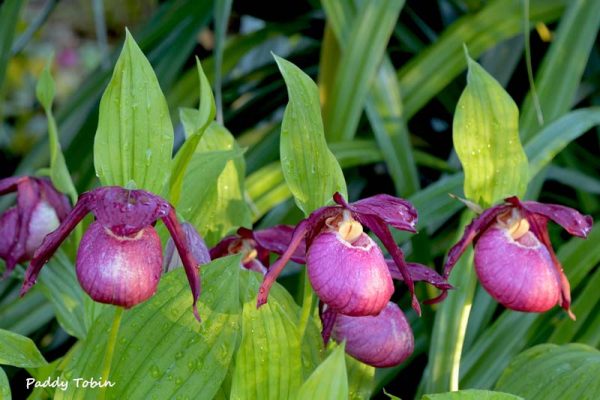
0, 174, 593, 369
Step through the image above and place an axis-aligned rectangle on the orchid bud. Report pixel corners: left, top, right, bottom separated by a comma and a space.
0, 177, 70, 278
332, 302, 414, 368
164, 222, 210, 273
307, 212, 393, 316
444, 196, 593, 319
21, 186, 202, 320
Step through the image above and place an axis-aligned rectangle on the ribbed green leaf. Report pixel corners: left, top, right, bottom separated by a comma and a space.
453, 53, 528, 207
422, 389, 523, 400
346, 355, 374, 400
36, 63, 78, 203
520, 0, 600, 140
178, 123, 250, 246
0, 367, 9, 399
230, 273, 303, 400
37, 250, 106, 340
94, 30, 173, 193
214, 0, 233, 123
423, 212, 477, 394
297, 344, 348, 400
56, 256, 241, 400
495, 344, 600, 399
322, 0, 404, 142
0, 285, 54, 336
398, 0, 566, 118
0, 328, 47, 368
274, 55, 347, 215
169, 58, 215, 204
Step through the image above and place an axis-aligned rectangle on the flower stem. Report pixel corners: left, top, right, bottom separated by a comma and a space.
99, 307, 124, 400
298, 268, 315, 342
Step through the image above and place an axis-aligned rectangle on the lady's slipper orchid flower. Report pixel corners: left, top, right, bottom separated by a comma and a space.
257, 193, 432, 316
324, 302, 414, 368
0, 177, 70, 278
20, 186, 202, 320
164, 222, 210, 272
443, 196, 593, 318
210, 226, 305, 275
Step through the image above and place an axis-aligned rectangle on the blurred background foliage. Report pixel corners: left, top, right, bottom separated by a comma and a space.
0, 0, 599, 399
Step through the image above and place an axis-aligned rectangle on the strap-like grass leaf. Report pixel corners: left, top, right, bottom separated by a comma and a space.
495, 344, 600, 399
0, 367, 9, 399
0, 328, 47, 368
453, 53, 528, 207
274, 55, 347, 215
0, 0, 22, 92
55, 256, 242, 400
297, 344, 348, 400
94, 30, 173, 193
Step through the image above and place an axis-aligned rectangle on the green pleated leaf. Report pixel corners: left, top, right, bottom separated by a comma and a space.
37, 250, 106, 340
495, 344, 600, 399
422, 389, 523, 400
274, 55, 347, 215
322, 0, 404, 142
230, 272, 303, 400
170, 58, 216, 204
56, 256, 241, 400
453, 52, 528, 207
94, 29, 173, 193
346, 355, 374, 400
297, 344, 348, 400
0, 367, 9, 399
36, 63, 78, 203
0, 328, 47, 368
177, 122, 251, 246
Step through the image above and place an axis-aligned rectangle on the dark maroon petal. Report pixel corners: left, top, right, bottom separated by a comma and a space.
20, 192, 93, 296
164, 222, 210, 272
0, 176, 24, 195
333, 302, 414, 368
11, 177, 42, 265
307, 231, 393, 316
253, 225, 307, 264
243, 259, 268, 275
522, 212, 575, 319
356, 214, 421, 315
519, 200, 593, 238
257, 220, 309, 308
318, 302, 337, 345
209, 236, 238, 260
474, 226, 562, 313
387, 260, 453, 290
443, 203, 511, 278
162, 208, 201, 322
77, 222, 163, 308
0, 208, 19, 277
340, 193, 418, 233
92, 187, 171, 236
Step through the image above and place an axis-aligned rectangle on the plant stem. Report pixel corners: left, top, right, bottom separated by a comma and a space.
99, 307, 124, 400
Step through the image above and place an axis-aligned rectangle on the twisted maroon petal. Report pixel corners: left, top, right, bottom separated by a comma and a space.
253, 224, 307, 264
336, 193, 418, 233
257, 220, 309, 308
0, 176, 25, 194
515, 198, 593, 238
356, 214, 421, 315
162, 209, 201, 322
37, 178, 71, 220
20, 192, 93, 295
442, 203, 510, 278
387, 259, 453, 304
318, 301, 337, 345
